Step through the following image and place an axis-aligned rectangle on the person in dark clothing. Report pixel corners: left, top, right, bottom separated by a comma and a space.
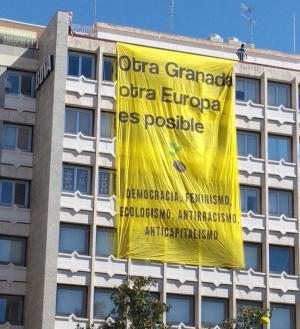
236, 43, 247, 62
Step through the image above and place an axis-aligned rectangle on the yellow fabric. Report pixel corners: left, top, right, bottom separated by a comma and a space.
116, 42, 244, 268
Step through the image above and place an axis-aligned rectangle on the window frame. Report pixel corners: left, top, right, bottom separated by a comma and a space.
235, 76, 260, 103
0, 294, 24, 325
98, 168, 116, 196
270, 303, 295, 329
269, 245, 295, 275
102, 56, 117, 82
240, 185, 261, 214
5, 70, 35, 97
95, 227, 115, 257
237, 130, 260, 158
67, 51, 96, 80
166, 294, 195, 326
59, 223, 90, 256
0, 235, 27, 266
268, 188, 293, 218
100, 110, 116, 139
268, 134, 292, 162
2, 122, 33, 152
56, 284, 87, 318
243, 242, 262, 272
64, 106, 94, 137
0, 179, 29, 208
62, 164, 92, 195
201, 296, 229, 328
268, 81, 291, 108
94, 287, 116, 319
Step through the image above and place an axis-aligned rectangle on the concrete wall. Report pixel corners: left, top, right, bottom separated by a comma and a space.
25, 12, 68, 329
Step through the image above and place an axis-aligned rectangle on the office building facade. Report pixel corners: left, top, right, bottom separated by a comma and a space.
0, 11, 299, 329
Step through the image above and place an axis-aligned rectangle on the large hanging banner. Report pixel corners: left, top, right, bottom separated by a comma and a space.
116, 43, 244, 267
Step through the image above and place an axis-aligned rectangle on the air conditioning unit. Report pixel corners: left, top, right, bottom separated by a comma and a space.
227, 37, 240, 45
208, 34, 223, 42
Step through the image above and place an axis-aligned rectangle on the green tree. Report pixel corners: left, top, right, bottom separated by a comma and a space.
98, 276, 170, 329
222, 306, 271, 329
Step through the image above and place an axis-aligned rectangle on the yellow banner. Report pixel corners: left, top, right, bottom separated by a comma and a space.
116, 43, 244, 268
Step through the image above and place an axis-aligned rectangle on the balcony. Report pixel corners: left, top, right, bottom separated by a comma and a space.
0, 263, 26, 283
268, 159, 296, 180
61, 191, 94, 213
242, 211, 265, 232
0, 205, 30, 224
0, 149, 33, 168
101, 81, 116, 99
94, 255, 127, 277
267, 105, 296, 125
63, 133, 96, 154
268, 214, 297, 235
96, 195, 116, 216
236, 269, 266, 290
235, 100, 264, 121
55, 316, 88, 329
4, 93, 36, 112
238, 155, 264, 176
57, 252, 91, 274
99, 137, 116, 168
66, 75, 97, 96
269, 272, 299, 293
201, 267, 232, 287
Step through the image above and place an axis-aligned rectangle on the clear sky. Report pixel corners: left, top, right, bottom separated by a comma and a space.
1, 0, 300, 54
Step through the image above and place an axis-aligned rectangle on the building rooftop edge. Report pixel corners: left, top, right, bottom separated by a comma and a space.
1, 11, 300, 61
95, 21, 300, 60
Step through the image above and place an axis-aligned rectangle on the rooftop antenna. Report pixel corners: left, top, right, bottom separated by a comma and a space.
93, 0, 97, 26
169, 0, 174, 33
293, 11, 296, 53
241, 3, 255, 45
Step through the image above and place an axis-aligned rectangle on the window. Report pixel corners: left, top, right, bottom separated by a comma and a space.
237, 130, 260, 157
0, 179, 29, 208
243, 242, 262, 272
102, 56, 116, 82
0, 235, 26, 266
2, 123, 32, 152
96, 227, 115, 257
62, 165, 91, 194
270, 304, 295, 329
268, 135, 292, 162
269, 189, 293, 217
240, 185, 261, 213
269, 245, 294, 274
166, 294, 194, 326
68, 52, 95, 80
59, 224, 89, 255
65, 107, 93, 136
94, 288, 115, 319
268, 81, 291, 108
6, 70, 35, 97
56, 285, 87, 317
236, 300, 263, 329
99, 169, 116, 196
201, 297, 228, 328
236, 77, 260, 103
0, 295, 23, 325
100, 111, 116, 138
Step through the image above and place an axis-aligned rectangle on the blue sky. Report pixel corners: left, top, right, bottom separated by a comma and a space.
1, 0, 300, 54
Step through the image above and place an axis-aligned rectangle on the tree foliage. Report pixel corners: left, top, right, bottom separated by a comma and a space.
222, 306, 271, 329
99, 276, 170, 329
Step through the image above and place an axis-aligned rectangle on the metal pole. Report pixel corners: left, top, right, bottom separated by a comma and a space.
169, 0, 174, 33
93, 0, 97, 26
250, 9, 254, 45
293, 12, 296, 53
